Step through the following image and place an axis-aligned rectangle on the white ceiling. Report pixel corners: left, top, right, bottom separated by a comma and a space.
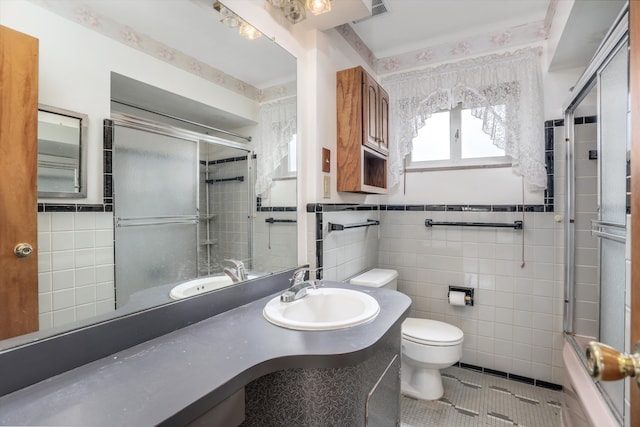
48, 0, 626, 131
60, 0, 627, 86
351, 0, 551, 59
64, 0, 297, 90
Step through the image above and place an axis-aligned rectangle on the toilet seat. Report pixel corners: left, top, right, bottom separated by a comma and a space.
402, 318, 464, 347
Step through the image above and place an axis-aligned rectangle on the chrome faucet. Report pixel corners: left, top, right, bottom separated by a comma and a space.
223, 259, 247, 283
280, 268, 318, 302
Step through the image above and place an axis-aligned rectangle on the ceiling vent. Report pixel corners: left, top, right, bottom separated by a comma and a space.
353, 0, 388, 24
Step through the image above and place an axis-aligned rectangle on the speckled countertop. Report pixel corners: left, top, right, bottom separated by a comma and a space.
0, 283, 411, 426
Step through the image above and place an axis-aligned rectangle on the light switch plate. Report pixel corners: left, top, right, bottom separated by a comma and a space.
322, 148, 330, 172
323, 175, 330, 198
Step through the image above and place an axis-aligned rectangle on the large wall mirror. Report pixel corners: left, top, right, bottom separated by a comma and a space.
2, 0, 297, 349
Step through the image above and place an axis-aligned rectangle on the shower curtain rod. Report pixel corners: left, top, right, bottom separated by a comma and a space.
111, 99, 252, 142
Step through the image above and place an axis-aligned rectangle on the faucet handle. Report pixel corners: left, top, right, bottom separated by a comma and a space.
290, 267, 308, 284
290, 267, 322, 285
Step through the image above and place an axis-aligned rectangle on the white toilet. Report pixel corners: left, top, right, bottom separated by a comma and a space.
350, 268, 464, 400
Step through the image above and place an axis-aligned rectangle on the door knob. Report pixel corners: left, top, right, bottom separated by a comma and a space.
585, 341, 640, 383
13, 243, 33, 258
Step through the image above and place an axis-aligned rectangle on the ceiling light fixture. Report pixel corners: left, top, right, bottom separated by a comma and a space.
213, 2, 261, 40
267, 0, 331, 24
283, 0, 306, 23
238, 21, 262, 40
305, 0, 331, 16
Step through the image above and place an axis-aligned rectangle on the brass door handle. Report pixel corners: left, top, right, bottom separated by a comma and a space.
13, 243, 33, 258
585, 341, 640, 383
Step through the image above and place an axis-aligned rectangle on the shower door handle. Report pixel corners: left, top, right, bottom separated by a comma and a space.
585, 341, 640, 384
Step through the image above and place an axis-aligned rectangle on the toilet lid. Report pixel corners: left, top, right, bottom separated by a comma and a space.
402, 318, 464, 346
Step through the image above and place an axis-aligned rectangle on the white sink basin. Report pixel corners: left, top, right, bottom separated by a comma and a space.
263, 287, 380, 331
169, 275, 258, 300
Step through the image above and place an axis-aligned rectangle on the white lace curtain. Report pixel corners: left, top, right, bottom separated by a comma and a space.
382, 47, 546, 191
254, 96, 296, 197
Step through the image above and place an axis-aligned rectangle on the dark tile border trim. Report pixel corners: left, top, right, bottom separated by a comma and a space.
379, 204, 548, 212
306, 203, 379, 212
257, 207, 297, 212
38, 203, 107, 213
454, 362, 562, 391
208, 155, 249, 165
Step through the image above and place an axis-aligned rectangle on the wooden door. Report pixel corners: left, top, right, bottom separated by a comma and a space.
0, 26, 39, 340
630, 1, 640, 423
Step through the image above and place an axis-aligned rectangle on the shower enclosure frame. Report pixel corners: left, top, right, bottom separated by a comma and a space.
562, 6, 629, 424
563, 3, 628, 337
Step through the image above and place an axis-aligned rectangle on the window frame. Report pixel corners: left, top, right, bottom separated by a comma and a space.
407, 104, 512, 171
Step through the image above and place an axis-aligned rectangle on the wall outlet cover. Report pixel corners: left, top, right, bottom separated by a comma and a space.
323, 175, 330, 198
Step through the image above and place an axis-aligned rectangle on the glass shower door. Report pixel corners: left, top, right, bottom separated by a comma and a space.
113, 125, 198, 308
594, 40, 629, 418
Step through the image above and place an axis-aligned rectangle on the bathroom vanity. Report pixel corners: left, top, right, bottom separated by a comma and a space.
0, 277, 410, 426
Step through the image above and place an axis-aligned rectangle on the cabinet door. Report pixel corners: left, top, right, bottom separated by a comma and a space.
363, 72, 380, 151
378, 88, 389, 155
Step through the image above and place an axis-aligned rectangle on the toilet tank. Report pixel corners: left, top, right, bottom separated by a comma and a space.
350, 269, 398, 290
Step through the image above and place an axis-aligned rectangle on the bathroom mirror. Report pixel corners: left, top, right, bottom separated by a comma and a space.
37, 105, 87, 198
1, 0, 297, 350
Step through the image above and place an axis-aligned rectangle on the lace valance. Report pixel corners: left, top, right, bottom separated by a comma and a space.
382, 48, 546, 191
254, 96, 297, 197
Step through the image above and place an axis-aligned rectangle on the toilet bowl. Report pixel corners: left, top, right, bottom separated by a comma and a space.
350, 268, 464, 400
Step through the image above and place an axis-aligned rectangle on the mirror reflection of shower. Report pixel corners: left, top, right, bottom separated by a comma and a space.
111, 115, 253, 309
198, 141, 252, 276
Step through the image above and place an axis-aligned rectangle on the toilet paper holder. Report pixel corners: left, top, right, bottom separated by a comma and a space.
448, 286, 474, 306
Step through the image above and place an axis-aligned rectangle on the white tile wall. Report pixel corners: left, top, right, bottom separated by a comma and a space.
253, 211, 298, 273
573, 122, 600, 338
377, 210, 565, 384
208, 160, 250, 270
320, 211, 380, 281
37, 212, 115, 330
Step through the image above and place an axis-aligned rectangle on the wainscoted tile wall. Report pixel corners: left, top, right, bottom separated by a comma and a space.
377, 208, 564, 385
37, 211, 115, 330
207, 158, 250, 269
321, 210, 380, 281
253, 209, 298, 273
305, 205, 381, 281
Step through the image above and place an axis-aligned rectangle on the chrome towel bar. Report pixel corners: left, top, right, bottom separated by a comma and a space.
425, 219, 523, 230
328, 219, 380, 231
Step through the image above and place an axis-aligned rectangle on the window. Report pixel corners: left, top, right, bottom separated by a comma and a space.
410, 104, 511, 169
272, 133, 297, 179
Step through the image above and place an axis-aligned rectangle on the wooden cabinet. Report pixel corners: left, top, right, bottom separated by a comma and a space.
337, 66, 389, 194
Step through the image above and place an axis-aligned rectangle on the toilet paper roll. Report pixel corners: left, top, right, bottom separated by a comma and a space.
449, 291, 467, 306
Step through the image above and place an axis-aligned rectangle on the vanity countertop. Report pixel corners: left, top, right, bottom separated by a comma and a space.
0, 283, 411, 426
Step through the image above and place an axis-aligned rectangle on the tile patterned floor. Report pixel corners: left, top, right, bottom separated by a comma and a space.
400, 366, 563, 427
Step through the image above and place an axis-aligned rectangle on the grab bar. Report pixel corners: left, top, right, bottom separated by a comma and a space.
265, 218, 297, 224
591, 219, 626, 244
425, 219, 523, 229
328, 219, 380, 231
